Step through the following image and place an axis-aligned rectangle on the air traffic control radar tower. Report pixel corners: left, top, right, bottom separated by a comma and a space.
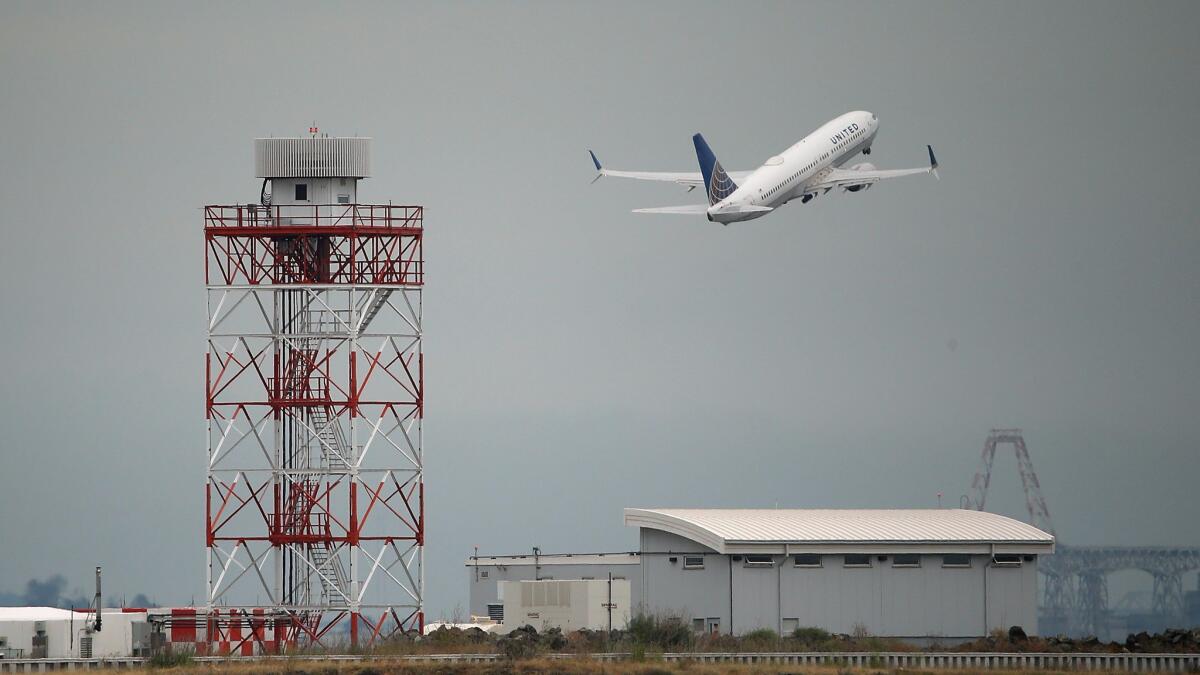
204, 132, 424, 649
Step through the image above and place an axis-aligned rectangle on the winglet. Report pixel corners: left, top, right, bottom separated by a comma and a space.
588, 150, 604, 184
927, 144, 940, 181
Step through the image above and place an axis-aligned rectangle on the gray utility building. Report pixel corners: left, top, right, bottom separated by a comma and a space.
469, 509, 1054, 640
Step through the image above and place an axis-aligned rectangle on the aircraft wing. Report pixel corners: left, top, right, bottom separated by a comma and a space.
589, 151, 753, 189
808, 145, 939, 192
630, 204, 774, 217
631, 204, 710, 215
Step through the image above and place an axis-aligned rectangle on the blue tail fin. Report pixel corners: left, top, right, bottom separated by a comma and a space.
693, 133, 738, 205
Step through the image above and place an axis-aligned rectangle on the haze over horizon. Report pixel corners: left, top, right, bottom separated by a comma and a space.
1, 0, 1198, 617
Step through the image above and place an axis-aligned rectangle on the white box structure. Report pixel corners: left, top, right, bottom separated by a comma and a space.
0, 608, 148, 659
499, 579, 630, 633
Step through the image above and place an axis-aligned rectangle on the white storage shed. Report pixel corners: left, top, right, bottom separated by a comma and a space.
0, 607, 149, 659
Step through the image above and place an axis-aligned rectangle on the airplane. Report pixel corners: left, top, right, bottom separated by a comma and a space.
588, 110, 938, 224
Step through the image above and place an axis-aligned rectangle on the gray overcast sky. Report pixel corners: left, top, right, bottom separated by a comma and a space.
1, 1, 1198, 617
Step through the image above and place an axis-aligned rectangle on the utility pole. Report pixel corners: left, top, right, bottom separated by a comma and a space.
604, 573, 615, 633
93, 567, 102, 633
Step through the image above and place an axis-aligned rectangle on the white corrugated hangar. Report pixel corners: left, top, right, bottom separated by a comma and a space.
468, 509, 1053, 641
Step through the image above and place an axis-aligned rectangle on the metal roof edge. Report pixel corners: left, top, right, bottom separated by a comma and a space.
624, 508, 1054, 548
624, 508, 729, 553
465, 552, 641, 567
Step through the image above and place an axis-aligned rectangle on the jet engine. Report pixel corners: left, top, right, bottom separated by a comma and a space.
843, 162, 877, 192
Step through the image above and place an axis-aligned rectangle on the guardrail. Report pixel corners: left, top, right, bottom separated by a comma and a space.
204, 204, 422, 231
0, 657, 143, 671
2, 651, 1198, 671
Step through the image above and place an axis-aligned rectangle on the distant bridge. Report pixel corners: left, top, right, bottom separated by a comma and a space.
966, 429, 1200, 637
1041, 546, 1200, 636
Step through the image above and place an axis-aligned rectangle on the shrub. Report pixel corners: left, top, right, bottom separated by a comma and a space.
741, 628, 780, 650
742, 628, 779, 641
498, 635, 540, 660
627, 614, 694, 650
791, 626, 834, 650
148, 649, 193, 668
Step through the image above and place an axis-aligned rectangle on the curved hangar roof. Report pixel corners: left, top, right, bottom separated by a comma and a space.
624, 508, 1054, 555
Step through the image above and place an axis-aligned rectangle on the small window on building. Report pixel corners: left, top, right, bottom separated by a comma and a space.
683, 556, 705, 569
892, 554, 921, 568
942, 554, 971, 568
992, 554, 1022, 567
744, 555, 774, 567
295, 183, 308, 201
337, 194, 350, 204
793, 554, 822, 567
692, 618, 705, 632
782, 618, 799, 634
480, 570, 489, 578
843, 554, 872, 568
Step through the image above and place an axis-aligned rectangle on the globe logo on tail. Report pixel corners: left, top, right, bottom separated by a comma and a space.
693, 133, 739, 207
707, 160, 737, 205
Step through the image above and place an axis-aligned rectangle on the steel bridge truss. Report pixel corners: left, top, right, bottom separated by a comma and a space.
1041, 546, 1200, 637
967, 429, 1200, 637
205, 206, 423, 648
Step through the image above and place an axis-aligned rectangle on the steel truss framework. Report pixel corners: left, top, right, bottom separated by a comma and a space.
205, 205, 423, 648
967, 429, 1200, 637
1041, 546, 1200, 637
968, 429, 1056, 536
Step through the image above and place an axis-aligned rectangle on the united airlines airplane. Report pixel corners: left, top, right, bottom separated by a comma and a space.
588, 111, 938, 224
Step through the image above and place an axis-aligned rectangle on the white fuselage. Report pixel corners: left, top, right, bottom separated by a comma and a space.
708, 111, 879, 223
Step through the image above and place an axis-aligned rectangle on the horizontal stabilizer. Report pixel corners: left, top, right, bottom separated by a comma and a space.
632, 204, 711, 215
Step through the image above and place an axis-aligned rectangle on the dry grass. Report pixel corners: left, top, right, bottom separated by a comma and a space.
148, 657, 1117, 675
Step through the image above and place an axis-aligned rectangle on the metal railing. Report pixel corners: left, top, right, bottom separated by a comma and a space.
205, 204, 422, 230
3, 651, 1199, 671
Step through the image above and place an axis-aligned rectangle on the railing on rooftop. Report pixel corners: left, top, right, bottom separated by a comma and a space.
205, 204, 422, 231
204, 204, 424, 286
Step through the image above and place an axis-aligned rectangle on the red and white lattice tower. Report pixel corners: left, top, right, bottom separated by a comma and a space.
204, 135, 424, 648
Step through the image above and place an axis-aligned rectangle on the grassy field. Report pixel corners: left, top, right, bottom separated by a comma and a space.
145, 658, 1110, 675
140, 620, 1196, 673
